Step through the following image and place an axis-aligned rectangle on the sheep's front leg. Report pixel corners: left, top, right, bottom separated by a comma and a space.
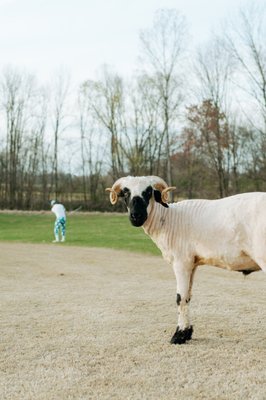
171, 261, 194, 345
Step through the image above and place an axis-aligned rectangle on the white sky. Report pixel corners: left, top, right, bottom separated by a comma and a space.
0, 0, 248, 85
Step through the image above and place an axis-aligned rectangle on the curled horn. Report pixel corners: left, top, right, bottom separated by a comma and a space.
161, 186, 176, 203
105, 181, 122, 205
153, 180, 176, 203
105, 188, 118, 205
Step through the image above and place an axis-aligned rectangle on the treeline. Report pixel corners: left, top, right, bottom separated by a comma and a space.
0, 4, 265, 210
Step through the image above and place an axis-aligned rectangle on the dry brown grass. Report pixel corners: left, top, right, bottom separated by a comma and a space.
0, 243, 265, 400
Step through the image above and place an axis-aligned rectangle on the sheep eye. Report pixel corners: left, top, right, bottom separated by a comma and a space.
142, 186, 153, 205
118, 187, 130, 198
120, 187, 131, 205
123, 188, 130, 198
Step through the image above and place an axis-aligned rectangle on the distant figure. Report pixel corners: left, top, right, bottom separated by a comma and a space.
50, 200, 66, 243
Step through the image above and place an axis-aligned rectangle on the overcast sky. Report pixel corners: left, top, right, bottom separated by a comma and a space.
0, 0, 249, 85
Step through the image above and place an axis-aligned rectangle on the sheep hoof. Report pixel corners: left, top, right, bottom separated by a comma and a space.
170, 326, 193, 344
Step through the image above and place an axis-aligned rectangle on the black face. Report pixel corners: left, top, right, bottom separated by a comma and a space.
119, 185, 168, 226
119, 186, 153, 227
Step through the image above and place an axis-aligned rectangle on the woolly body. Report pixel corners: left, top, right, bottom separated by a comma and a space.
106, 176, 266, 344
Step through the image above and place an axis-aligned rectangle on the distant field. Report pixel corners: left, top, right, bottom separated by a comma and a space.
0, 212, 160, 255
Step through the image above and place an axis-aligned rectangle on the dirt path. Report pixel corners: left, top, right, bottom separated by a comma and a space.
0, 243, 265, 400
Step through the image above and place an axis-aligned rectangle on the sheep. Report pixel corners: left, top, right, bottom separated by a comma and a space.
106, 175, 265, 344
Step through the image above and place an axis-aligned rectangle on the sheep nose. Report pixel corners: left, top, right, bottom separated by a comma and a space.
130, 212, 141, 221
129, 211, 147, 227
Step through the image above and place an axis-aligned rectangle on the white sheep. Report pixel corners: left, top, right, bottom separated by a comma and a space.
106, 175, 265, 344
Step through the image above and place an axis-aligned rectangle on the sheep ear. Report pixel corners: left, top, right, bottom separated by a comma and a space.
154, 190, 169, 208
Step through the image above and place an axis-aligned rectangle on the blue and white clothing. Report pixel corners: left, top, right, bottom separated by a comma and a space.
51, 203, 66, 242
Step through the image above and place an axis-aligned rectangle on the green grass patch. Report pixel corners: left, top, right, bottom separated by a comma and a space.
0, 213, 160, 256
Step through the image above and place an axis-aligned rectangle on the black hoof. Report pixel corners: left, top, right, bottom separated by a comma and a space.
170, 326, 193, 345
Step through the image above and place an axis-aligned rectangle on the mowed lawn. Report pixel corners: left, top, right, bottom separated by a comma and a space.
0, 212, 160, 255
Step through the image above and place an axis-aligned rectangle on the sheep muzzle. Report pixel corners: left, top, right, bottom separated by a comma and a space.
129, 196, 148, 227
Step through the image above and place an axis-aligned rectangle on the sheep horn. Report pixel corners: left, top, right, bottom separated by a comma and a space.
161, 186, 176, 203
105, 188, 118, 205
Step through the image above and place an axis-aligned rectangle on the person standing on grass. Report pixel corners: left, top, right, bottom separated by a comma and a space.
50, 200, 66, 243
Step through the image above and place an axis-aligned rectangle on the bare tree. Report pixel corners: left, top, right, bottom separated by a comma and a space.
0, 68, 36, 208
24, 88, 48, 209
82, 66, 125, 179
78, 87, 90, 203
224, 3, 266, 182
78, 83, 106, 205
185, 100, 231, 197
225, 3, 266, 127
50, 70, 70, 198
127, 74, 163, 175
139, 9, 188, 186
193, 37, 238, 197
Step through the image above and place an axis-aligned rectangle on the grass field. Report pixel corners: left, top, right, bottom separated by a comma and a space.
0, 212, 160, 255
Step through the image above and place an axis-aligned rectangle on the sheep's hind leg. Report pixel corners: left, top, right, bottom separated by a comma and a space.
170, 261, 194, 345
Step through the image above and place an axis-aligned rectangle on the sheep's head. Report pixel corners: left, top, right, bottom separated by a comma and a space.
106, 176, 176, 227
